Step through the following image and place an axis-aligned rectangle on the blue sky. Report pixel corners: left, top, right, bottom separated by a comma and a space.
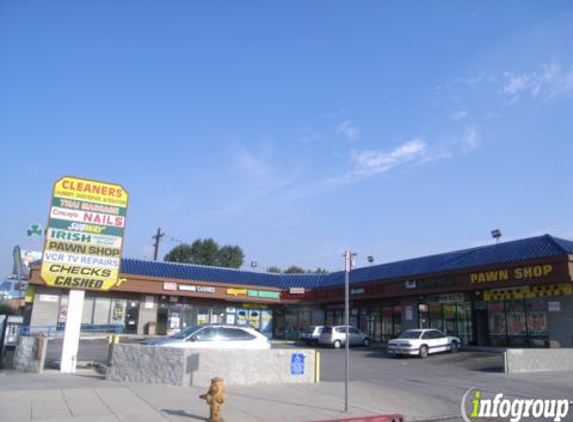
1, 1, 573, 279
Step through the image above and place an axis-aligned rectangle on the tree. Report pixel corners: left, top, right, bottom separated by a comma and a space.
190, 238, 220, 266
284, 266, 306, 274
0, 302, 17, 316
313, 267, 329, 274
217, 245, 244, 269
164, 238, 244, 269
266, 266, 282, 273
163, 244, 193, 263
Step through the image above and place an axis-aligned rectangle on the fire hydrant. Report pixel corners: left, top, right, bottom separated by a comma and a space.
199, 377, 227, 422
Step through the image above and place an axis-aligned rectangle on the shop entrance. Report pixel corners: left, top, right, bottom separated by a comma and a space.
235, 308, 273, 338
125, 301, 139, 334
419, 296, 473, 345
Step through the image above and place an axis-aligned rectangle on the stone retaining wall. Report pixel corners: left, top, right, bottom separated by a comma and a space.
504, 349, 573, 373
107, 344, 190, 386
13, 336, 47, 373
107, 344, 317, 387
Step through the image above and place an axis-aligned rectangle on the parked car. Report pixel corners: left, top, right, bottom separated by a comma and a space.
140, 324, 271, 349
387, 329, 461, 358
318, 325, 371, 348
300, 325, 324, 345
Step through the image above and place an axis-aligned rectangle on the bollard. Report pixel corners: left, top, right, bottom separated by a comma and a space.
199, 377, 227, 422
36, 334, 47, 360
315, 350, 321, 383
107, 335, 118, 365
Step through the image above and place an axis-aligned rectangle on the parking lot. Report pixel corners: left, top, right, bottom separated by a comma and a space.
46, 336, 504, 377
35, 338, 573, 421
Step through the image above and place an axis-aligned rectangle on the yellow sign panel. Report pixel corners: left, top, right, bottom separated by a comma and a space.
41, 176, 129, 291
484, 283, 573, 301
53, 177, 128, 207
227, 288, 248, 296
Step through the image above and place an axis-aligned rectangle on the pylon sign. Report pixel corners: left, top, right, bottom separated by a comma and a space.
40, 176, 129, 291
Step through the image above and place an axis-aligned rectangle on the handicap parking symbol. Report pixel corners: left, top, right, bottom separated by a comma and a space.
290, 353, 305, 375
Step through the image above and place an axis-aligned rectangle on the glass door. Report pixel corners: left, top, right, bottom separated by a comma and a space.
457, 303, 473, 345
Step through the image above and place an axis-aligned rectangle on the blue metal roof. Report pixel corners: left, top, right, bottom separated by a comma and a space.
121, 234, 573, 290
318, 234, 573, 287
120, 259, 327, 289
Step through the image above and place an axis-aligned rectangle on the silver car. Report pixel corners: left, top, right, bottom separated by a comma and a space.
300, 325, 324, 345
140, 324, 271, 349
319, 325, 371, 348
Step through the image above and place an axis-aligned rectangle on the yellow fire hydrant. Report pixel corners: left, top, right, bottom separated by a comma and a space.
199, 377, 227, 422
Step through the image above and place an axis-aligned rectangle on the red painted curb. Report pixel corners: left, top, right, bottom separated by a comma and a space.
306, 414, 404, 422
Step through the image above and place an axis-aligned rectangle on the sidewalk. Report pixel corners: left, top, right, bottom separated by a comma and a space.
0, 370, 454, 422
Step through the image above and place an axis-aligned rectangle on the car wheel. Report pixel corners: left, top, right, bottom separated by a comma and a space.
419, 345, 429, 359
450, 340, 459, 353
333, 340, 342, 349
363, 338, 371, 347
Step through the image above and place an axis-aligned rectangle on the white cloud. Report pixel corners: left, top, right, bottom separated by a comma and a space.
461, 126, 478, 150
234, 144, 273, 179
450, 110, 469, 120
347, 138, 427, 179
337, 120, 361, 142
334, 125, 479, 184
502, 61, 573, 101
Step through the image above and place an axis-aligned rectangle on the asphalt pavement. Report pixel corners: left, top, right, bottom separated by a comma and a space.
6, 342, 573, 422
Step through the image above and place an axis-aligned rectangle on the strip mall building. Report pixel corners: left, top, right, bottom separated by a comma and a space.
27, 234, 573, 347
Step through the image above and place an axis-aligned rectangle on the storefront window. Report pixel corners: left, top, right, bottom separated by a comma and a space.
298, 310, 311, 329
381, 307, 393, 341
93, 298, 111, 325
248, 310, 260, 329
457, 302, 473, 346
197, 307, 209, 325
487, 299, 548, 347
110, 299, 127, 325
210, 307, 226, 324
82, 297, 94, 324
392, 306, 402, 337
428, 304, 443, 332
325, 311, 334, 326
285, 308, 298, 339
418, 304, 429, 329
311, 310, 325, 326
488, 301, 507, 346
506, 300, 527, 347
526, 300, 548, 347
443, 304, 456, 336
236, 309, 249, 326
260, 310, 273, 338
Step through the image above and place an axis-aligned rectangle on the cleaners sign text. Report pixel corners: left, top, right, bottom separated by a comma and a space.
40, 176, 129, 291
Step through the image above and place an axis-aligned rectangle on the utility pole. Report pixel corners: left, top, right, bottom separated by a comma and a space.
152, 228, 165, 261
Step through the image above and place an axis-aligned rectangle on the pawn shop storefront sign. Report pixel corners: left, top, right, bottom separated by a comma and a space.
470, 264, 554, 285
40, 176, 129, 291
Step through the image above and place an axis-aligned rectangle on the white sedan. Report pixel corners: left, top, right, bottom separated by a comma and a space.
387, 329, 461, 358
141, 324, 271, 349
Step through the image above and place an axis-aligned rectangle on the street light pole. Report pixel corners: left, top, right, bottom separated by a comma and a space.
344, 250, 352, 413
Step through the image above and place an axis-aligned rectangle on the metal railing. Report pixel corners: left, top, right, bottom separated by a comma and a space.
21, 324, 124, 338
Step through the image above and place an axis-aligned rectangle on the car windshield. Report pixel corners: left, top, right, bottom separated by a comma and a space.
398, 330, 422, 339
304, 326, 317, 334
170, 325, 201, 340
322, 327, 333, 334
